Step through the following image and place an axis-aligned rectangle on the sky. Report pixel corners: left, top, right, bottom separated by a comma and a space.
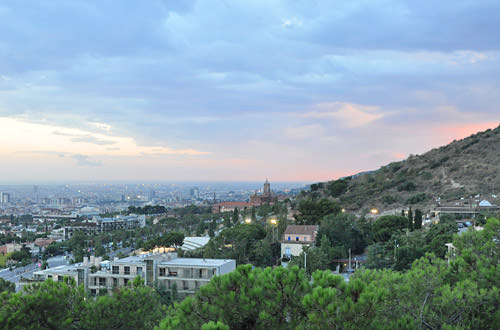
1, 0, 500, 183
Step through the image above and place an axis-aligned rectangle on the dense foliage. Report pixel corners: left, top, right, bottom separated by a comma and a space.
128, 205, 167, 215
1, 218, 498, 329
161, 218, 500, 329
0, 278, 165, 330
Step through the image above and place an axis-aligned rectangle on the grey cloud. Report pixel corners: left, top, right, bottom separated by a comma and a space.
70, 135, 116, 146
51, 130, 76, 137
72, 154, 102, 166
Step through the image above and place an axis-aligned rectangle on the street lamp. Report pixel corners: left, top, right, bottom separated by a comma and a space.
370, 208, 378, 215
270, 218, 277, 242
244, 218, 252, 224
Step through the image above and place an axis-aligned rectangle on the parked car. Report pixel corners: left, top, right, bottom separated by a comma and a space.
458, 222, 464, 228
465, 221, 472, 227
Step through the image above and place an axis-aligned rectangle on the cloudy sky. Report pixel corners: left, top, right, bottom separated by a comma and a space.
1, 0, 499, 183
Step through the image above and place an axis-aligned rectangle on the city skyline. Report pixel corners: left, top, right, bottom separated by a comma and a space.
1, 1, 500, 182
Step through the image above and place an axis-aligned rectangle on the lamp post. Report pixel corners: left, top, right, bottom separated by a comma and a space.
304, 251, 307, 273
270, 218, 277, 242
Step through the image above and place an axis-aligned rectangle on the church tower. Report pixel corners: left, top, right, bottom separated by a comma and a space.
263, 179, 271, 196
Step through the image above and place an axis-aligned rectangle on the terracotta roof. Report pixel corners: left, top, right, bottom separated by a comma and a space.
284, 225, 318, 236
216, 202, 260, 207
34, 238, 56, 247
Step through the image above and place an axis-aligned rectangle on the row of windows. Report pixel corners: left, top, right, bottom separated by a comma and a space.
111, 265, 142, 275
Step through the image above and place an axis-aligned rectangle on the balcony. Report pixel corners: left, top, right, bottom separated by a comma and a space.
158, 272, 213, 280
92, 270, 143, 277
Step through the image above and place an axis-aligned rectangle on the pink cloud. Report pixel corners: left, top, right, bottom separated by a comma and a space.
433, 122, 499, 144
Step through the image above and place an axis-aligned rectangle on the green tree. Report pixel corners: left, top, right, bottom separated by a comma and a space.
294, 198, 341, 225
201, 321, 230, 330
408, 207, 414, 231
0, 278, 15, 293
170, 282, 178, 303
0, 279, 87, 329
158, 265, 310, 330
414, 209, 423, 230
223, 212, 231, 228
319, 213, 366, 254
232, 208, 239, 226
288, 245, 328, 275
84, 282, 165, 329
372, 215, 407, 242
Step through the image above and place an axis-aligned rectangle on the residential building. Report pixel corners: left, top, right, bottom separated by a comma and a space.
32, 256, 99, 289
156, 257, 235, 294
281, 225, 319, 258
33, 253, 236, 296
63, 214, 146, 239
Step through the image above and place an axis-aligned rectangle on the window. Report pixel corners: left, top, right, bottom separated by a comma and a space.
199, 269, 203, 278
159, 268, 166, 276
112, 266, 119, 274
124, 266, 130, 275
113, 278, 118, 287
124, 278, 129, 285
99, 278, 106, 286
285, 247, 291, 256
296, 236, 299, 241
288, 236, 291, 241
137, 267, 142, 276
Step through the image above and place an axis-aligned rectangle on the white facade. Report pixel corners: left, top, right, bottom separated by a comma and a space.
34, 253, 236, 296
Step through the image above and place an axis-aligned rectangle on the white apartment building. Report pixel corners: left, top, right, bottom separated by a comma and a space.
33, 253, 236, 296
156, 257, 235, 294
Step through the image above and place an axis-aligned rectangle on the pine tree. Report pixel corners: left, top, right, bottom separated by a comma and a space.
170, 282, 178, 303
414, 209, 423, 230
408, 207, 414, 231
223, 213, 231, 228
232, 208, 239, 225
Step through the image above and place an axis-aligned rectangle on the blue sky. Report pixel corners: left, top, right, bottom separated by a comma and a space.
0, 0, 499, 182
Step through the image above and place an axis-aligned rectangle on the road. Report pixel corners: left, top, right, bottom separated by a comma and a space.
109, 247, 134, 259
0, 255, 69, 292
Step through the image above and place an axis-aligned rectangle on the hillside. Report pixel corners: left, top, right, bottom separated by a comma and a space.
310, 124, 500, 215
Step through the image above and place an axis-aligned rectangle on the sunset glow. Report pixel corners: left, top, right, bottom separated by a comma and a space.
0, 1, 499, 182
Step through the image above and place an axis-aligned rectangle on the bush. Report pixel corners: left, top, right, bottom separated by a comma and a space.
421, 172, 432, 180
382, 195, 397, 205
328, 179, 349, 197
405, 193, 427, 204
397, 181, 416, 192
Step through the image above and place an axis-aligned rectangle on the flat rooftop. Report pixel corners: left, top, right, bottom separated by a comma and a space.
158, 258, 234, 267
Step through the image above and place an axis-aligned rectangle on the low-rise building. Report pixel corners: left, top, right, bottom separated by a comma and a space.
156, 257, 235, 294
63, 214, 146, 239
33, 253, 236, 296
281, 225, 319, 258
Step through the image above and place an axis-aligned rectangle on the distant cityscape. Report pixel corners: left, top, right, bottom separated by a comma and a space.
0, 181, 308, 218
